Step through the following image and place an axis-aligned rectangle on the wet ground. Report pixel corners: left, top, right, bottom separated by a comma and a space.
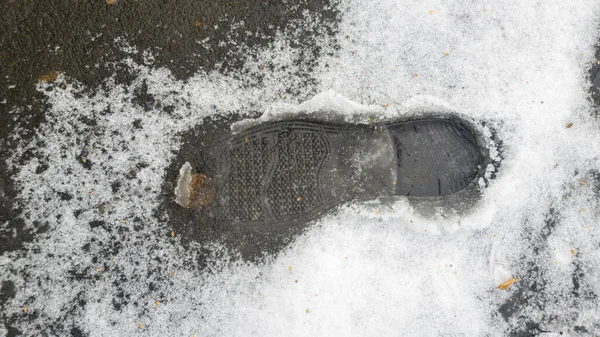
0, 0, 337, 255
1, 1, 600, 336
1, 1, 337, 335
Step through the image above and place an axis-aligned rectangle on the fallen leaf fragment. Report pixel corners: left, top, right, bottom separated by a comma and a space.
571, 250, 577, 257
107, 0, 117, 5
194, 21, 201, 27
23, 306, 29, 313
138, 323, 144, 329
428, 9, 435, 14
497, 278, 518, 290
305, 309, 310, 314
171, 231, 175, 237
38, 71, 61, 83
156, 301, 161, 306
567, 122, 573, 128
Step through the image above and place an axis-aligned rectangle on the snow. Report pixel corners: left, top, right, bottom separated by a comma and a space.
2, 0, 600, 336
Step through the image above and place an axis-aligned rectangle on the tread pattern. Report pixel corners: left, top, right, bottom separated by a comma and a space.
265, 130, 329, 219
220, 126, 331, 225
222, 137, 272, 222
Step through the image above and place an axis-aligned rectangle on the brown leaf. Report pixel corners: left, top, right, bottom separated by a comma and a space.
38, 71, 61, 83
188, 173, 215, 207
567, 122, 573, 128
497, 278, 518, 290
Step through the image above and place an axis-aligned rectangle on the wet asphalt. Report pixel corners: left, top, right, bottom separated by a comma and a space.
0, 2, 337, 335
0, 0, 337, 255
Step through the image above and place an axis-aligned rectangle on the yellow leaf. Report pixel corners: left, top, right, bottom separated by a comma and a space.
428, 9, 435, 14
194, 21, 201, 27
23, 306, 29, 313
571, 250, 577, 256
498, 278, 518, 290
